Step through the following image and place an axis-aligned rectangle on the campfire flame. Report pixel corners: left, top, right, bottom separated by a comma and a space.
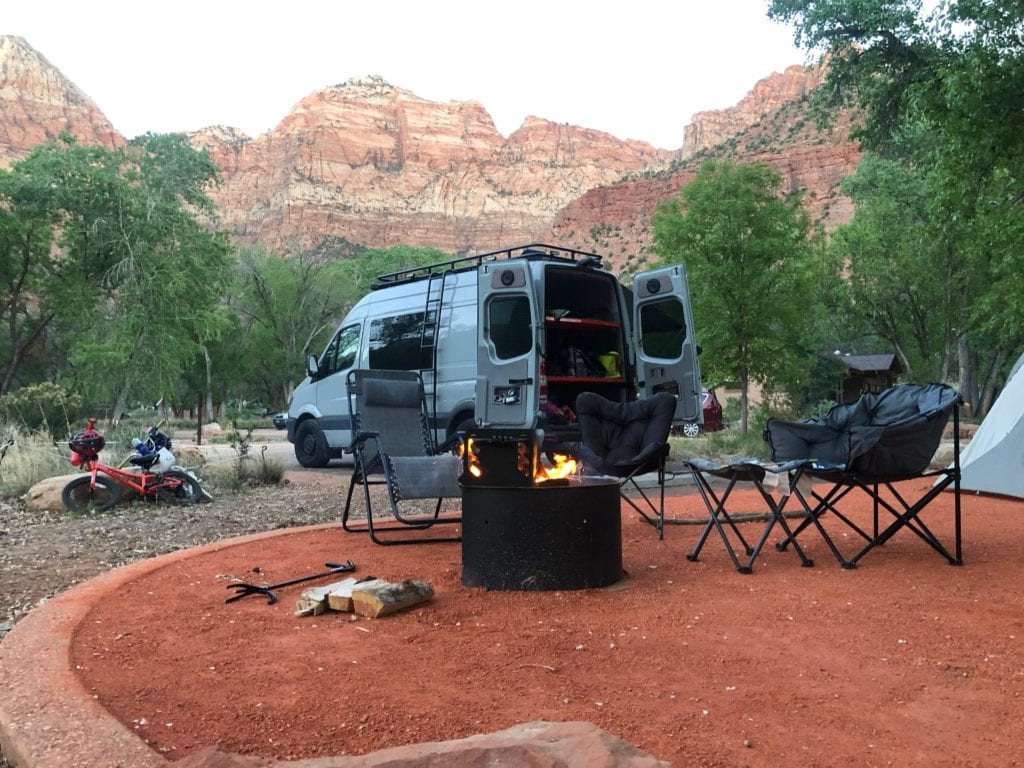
460, 438, 483, 478
535, 452, 578, 483
460, 436, 579, 485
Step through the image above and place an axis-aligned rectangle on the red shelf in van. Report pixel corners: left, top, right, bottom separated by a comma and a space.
544, 316, 620, 329
547, 376, 625, 384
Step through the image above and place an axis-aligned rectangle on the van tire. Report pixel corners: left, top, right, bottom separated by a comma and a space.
295, 420, 329, 468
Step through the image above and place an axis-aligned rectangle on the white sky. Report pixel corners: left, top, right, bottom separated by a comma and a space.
3, 1, 808, 150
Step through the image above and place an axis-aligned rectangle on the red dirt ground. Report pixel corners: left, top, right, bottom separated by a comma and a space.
70, 479, 1024, 767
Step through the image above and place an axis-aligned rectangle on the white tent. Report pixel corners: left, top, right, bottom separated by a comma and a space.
958, 353, 1024, 498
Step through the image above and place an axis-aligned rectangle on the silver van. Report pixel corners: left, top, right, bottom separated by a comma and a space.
286, 244, 703, 466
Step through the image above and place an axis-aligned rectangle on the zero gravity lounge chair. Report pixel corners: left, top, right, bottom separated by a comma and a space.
341, 369, 462, 545
764, 383, 963, 568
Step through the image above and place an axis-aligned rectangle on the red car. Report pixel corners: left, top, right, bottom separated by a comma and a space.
677, 389, 724, 437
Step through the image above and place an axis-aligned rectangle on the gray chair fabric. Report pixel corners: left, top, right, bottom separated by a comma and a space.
763, 383, 963, 568
573, 391, 676, 539
342, 369, 461, 545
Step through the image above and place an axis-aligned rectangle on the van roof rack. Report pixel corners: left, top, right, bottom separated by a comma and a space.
372, 243, 604, 289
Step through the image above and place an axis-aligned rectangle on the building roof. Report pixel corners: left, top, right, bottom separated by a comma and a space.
833, 353, 901, 374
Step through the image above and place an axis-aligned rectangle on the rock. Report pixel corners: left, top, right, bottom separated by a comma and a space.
23, 474, 83, 513
0, 36, 123, 169
174, 721, 670, 767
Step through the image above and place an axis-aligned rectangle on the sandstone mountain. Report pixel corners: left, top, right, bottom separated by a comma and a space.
0, 35, 860, 271
0, 36, 122, 166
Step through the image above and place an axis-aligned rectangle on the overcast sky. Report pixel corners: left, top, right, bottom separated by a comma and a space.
4, 1, 809, 150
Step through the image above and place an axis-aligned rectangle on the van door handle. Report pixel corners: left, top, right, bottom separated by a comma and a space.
509, 378, 533, 385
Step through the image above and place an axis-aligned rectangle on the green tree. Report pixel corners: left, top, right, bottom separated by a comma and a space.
0, 134, 232, 418
226, 246, 353, 407
768, 0, 1024, 412
651, 160, 815, 432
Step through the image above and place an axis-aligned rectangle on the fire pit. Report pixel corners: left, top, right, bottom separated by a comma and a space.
460, 430, 622, 591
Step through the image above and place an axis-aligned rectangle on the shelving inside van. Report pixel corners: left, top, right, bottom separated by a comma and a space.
541, 266, 632, 421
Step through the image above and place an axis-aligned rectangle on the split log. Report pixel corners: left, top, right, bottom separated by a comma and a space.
351, 579, 434, 618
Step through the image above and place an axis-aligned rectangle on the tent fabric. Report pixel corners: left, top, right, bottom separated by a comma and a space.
958, 353, 1024, 499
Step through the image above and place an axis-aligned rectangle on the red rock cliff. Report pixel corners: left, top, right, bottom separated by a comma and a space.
0, 36, 122, 168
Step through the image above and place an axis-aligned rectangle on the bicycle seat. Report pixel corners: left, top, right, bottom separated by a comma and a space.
129, 453, 157, 469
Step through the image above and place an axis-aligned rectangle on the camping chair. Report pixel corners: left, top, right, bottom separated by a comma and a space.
573, 391, 676, 539
764, 383, 962, 568
341, 369, 462, 545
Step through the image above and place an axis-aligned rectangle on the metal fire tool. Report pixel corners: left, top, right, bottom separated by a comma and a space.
225, 560, 357, 605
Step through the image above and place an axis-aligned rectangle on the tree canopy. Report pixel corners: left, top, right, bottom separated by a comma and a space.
768, 0, 1024, 413
651, 159, 816, 431
0, 133, 231, 421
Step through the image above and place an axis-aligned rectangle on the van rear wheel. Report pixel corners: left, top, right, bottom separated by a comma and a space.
295, 420, 329, 468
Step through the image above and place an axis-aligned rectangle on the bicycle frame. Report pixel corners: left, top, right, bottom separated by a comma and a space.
81, 458, 180, 497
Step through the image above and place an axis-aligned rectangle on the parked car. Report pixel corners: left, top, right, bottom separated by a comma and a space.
272, 411, 287, 430
675, 389, 724, 437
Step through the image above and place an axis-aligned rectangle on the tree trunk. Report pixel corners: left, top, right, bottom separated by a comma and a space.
957, 333, 972, 415
202, 345, 215, 421
977, 348, 1009, 420
739, 367, 750, 434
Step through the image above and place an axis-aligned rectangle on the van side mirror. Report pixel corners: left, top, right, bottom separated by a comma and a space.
696, 344, 703, 356
306, 354, 320, 378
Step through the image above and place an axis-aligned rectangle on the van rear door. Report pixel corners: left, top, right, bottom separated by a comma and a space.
475, 260, 539, 427
633, 263, 702, 423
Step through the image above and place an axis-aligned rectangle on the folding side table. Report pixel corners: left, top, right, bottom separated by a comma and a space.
685, 458, 815, 573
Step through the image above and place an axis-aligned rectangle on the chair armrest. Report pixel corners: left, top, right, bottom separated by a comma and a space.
434, 432, 463, 455
349, 430, 380, 452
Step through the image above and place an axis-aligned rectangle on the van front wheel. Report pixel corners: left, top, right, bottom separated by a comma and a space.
295, 420, 330, 468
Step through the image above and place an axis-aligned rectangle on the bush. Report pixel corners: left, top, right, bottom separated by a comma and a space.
0, 382, 83, 438
0, 424, 69, 498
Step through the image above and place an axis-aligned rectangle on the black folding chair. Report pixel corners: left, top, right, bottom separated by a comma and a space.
341, 369, 462, 545
573, 391, 676, 539
685, 458, 815, 573
765, 383, 963, 568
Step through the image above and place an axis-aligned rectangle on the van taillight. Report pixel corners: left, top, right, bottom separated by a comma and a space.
539, 359, 548, 407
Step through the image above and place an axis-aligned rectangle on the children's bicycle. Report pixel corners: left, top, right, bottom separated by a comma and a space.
62, 418, 204, 512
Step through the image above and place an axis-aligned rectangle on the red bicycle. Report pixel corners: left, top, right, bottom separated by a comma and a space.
62, 418, 203, 512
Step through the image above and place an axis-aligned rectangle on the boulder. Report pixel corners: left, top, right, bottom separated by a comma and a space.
23, 474, 83, 513
174, 721, 669, 768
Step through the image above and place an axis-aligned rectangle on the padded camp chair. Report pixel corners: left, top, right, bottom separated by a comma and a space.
341, 369, 462, 545
573, 391, 676, 539
764, 383, 962, 568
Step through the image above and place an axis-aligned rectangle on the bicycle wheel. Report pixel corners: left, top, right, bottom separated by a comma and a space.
155, 470, 202, 504
62, 476, 122, 512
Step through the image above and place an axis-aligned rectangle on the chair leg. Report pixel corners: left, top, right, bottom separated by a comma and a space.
623, 458, 667, 539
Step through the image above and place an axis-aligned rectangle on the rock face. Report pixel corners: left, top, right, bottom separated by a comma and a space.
551, 74, 861, 272
195, 75, 676, 256
681, 64, 826, 158
0, 35, 122, 168
0, 36, 858, 265
174, 721, 670, 768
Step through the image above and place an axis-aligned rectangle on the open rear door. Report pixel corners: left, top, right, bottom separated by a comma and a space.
633, 263, 702, 423
475, 260, 539, 427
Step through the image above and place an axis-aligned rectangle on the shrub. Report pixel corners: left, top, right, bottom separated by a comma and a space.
0, 424, 68, 498
0, 382, 83, 438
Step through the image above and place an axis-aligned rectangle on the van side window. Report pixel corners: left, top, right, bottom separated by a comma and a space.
321, 324, 360, 377
639, 298, 686, 360
487, 295, 532, 360
369, 313, 433, 370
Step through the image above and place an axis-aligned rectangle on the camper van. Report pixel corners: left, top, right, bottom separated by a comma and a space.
286, 244, 703, 467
